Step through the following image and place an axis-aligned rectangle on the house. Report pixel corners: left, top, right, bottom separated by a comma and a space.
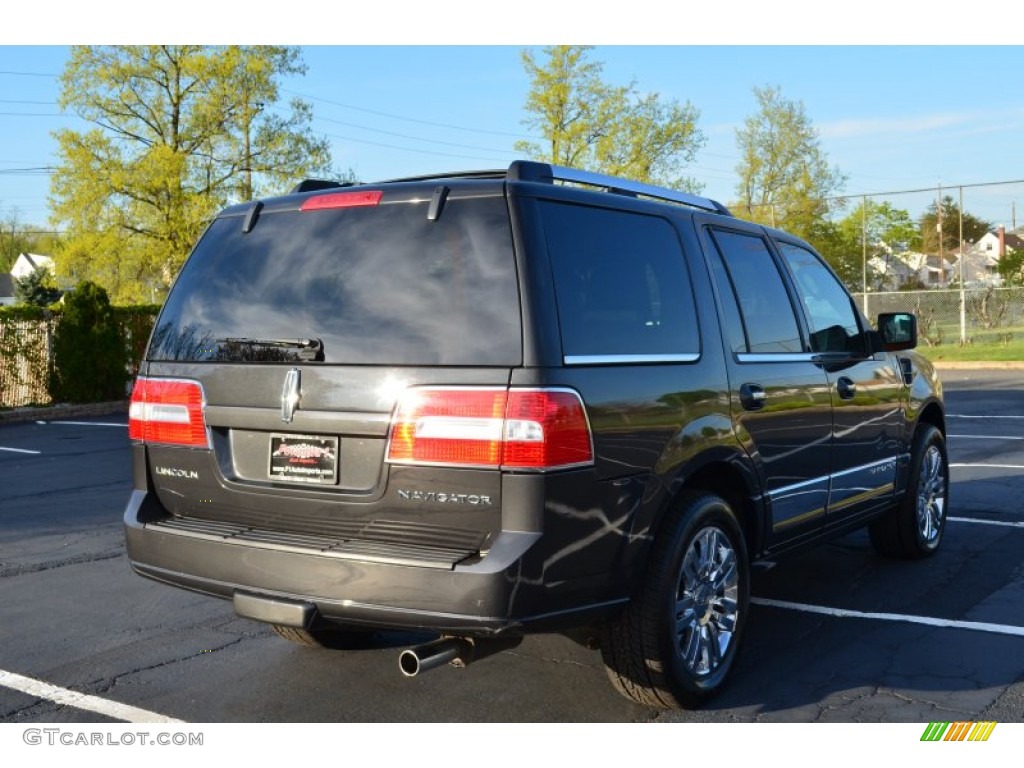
868, 249, 953, 291
950, 226, 1023, 287
0, 273, 15, 306
10, 252, 55, 280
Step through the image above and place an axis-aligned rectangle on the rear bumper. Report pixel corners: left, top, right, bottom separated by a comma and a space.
123, 490, 627, 635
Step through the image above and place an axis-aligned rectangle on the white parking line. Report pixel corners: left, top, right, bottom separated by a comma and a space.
948, 414, 1024, 420
949, 434, 1024, 440
0, 446, 41, 455
950, 516, 1024, 529
0, 669, 184, 724
751, 598, 1024, 638
952, 463, 1024, 470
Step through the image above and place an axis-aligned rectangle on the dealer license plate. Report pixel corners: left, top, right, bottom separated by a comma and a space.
269, 434, 338, 485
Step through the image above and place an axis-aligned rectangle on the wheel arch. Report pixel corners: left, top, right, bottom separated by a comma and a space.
652, 449, 765, 561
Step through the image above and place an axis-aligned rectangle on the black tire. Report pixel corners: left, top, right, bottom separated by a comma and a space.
601, 491, 750, 709
869, 424, 949, 559
271, 623, 375, 650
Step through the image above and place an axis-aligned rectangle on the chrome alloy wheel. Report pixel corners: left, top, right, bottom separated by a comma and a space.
674, 526, 739, 677
917, 443, 947, 544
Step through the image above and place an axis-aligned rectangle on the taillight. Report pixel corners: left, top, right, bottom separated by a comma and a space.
300, 189, 382, 211
387, 387, 593, 471
128, 377, 209, 448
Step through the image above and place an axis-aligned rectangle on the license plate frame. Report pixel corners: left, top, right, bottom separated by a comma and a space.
269, 433, 339, 485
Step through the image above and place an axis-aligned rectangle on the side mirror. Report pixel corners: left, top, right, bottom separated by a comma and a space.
877, 312, 917, 351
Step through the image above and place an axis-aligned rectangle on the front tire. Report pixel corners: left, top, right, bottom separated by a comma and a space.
870, 424, 949, 559
601, 491, 749, 709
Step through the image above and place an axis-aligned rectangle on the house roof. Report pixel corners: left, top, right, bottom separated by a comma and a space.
1005, 233, 1024, 251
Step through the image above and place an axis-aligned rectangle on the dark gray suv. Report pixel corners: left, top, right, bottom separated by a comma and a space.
124, 161, 948, 709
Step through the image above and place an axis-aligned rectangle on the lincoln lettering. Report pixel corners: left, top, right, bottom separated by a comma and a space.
155, 467, 200, 480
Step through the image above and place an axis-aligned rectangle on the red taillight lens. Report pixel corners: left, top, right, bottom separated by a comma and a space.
128, 377, 209, 448
300, 189, 382, 211
387, 388, 592, 471
502, 390, 594, 469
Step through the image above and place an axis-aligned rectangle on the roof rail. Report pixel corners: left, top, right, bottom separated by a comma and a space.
508, 160, 732, 216
293, 162, 731, 215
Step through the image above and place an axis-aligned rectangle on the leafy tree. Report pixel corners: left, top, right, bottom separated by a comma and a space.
50, 281, 127, 403
919, 195, 990, 256
734, 85, 846, 241
817, 200, 921, 290
996, 248, 1024, 286
50, 46, 332, 303
14, 266, 61, 307
516, 46, 705, 191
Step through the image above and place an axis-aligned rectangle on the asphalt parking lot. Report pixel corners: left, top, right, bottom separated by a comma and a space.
0, 368, 1022, 723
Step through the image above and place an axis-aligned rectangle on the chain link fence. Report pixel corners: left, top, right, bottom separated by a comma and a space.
855, 287, 1024, 348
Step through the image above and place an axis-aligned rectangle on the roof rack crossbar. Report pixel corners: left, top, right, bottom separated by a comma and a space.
509, 161, 731, 216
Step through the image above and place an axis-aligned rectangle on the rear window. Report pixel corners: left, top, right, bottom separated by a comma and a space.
149, 195, 521, 366
539, 201, 699, 361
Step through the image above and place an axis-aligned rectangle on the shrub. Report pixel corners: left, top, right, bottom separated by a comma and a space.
49, 281, 129, 403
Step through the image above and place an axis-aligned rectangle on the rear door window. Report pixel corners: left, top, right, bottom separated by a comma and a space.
539, 201, 699, 363
149, 195, 521, 366
708, 229, 804, 355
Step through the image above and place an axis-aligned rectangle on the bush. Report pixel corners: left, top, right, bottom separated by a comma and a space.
49, 281, 129, 403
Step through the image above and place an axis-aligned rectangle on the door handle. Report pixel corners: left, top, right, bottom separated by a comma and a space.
740, 383, 766, 411
837, 377, 857, 400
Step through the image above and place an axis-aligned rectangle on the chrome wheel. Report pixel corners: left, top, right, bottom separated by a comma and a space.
917, 443, 947, 544
675, 526, 739, 677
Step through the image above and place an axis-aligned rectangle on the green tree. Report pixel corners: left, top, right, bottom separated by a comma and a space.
50, 281, 127, 403
516, 46, 705, 191
50, 46, 332, 303
919, 195, 990, 256
818, 200, 921, 290
997, 248, 1024, 286
14, 266, 61, 307
734, 85, 846, 241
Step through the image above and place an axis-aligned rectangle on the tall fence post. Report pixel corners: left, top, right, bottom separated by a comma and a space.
959, 186, 967, 345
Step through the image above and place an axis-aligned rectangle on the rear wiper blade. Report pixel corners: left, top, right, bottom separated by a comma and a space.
218, 337, 324, 361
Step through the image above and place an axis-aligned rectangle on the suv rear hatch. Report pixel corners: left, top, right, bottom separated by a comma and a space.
132, 181, 522, 568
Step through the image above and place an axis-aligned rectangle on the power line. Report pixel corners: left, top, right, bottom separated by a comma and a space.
283, 87, 538, 141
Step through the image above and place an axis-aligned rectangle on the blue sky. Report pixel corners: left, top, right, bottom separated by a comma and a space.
2, 17, 1022, 232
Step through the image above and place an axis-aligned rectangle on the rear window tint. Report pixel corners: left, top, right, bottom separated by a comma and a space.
149, 196, 521, 366
539, 201, 699, 360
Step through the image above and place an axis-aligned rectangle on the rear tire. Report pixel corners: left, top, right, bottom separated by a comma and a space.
869, 424, 949, 559
271, 623, 375, 650
601, 491, 749, 709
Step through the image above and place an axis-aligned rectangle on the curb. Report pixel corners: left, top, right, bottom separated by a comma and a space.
0, 401, 128, 425
930, 361, 1024, 371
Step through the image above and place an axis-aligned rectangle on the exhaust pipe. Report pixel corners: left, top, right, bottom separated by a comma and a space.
399, 636, 523, 677
399, 638, 471, 677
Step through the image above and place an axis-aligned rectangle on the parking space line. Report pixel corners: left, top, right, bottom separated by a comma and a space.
950, 516, 1024, 529
948, 414, 1024, 420
0, 446, 41, 455
952, 463, 1024, 470
0, 668, 184, 724
949, 434, 1024, 441
751, 598, 1024, 637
